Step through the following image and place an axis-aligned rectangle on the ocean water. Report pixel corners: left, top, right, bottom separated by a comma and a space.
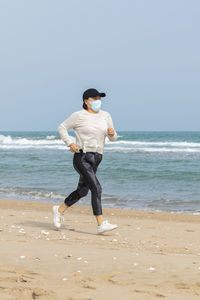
0, 131, 200, 214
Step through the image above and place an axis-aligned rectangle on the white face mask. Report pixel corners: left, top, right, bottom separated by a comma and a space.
89, 100, 102, 111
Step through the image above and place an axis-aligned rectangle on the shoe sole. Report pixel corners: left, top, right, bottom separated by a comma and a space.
98, 225, 118, 234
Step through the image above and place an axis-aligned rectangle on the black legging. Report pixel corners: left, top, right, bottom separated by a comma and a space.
64, 149, 103, 215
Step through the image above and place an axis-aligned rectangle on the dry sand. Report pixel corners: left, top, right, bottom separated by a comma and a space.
0, 198, 200, 300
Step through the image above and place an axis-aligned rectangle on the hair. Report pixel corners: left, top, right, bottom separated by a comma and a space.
82, 99, 88, 110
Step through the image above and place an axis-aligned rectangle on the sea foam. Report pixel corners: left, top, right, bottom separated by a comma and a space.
1, 134, 200, 153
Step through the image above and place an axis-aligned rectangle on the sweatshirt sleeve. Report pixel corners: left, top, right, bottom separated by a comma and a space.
106, 112, 118, 142
57, 111, 79, 147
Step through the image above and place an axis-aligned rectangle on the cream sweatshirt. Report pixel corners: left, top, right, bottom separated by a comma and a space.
58, 109, 117, 154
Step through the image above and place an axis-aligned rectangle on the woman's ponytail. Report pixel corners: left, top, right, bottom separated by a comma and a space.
82, 101, 88, 110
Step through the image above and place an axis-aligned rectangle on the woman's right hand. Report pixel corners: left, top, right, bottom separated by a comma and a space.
69, 143, 79, 152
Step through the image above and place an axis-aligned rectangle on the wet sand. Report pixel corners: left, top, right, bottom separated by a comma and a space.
0, 198, 200, 300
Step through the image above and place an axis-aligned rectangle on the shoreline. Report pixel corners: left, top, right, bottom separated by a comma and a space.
1, 197, 200, 219
1, 198, 200, 299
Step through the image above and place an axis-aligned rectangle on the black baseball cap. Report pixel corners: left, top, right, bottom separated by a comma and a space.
82, 88, 106, 100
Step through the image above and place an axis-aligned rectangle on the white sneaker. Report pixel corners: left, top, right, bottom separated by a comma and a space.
53, 205, 62, 229
97, 219, 118, 234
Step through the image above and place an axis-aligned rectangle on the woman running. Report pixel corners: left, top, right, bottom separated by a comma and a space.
53, 88, 118, 233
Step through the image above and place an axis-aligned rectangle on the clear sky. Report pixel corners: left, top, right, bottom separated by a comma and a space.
0, 0, 199, 131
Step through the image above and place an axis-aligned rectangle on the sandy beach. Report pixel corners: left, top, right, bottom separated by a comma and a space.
0, 199, 200, 300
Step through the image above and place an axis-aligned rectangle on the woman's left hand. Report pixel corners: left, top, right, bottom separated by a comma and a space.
107, 127, 115, 136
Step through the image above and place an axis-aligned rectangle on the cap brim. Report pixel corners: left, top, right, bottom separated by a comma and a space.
99, 92, 106, 97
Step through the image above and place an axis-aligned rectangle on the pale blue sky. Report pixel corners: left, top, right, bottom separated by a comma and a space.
0, 0, 199, 131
